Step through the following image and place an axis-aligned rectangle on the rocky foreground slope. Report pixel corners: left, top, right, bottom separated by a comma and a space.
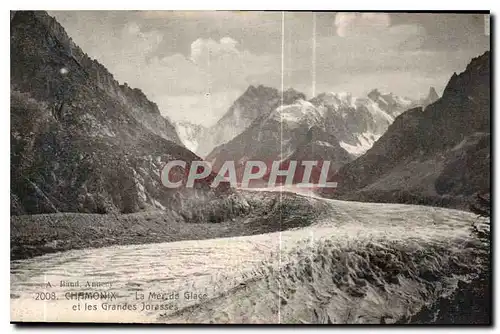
11, 11, 217, 215
11, 190, 330, 260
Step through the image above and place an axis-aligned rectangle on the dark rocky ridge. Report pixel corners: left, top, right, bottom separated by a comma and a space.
11, 11, 218, 215
287, 126, 352, 165
261, 126, 352, 186
328, 51, 490, 209
11, 11, 181, 145
195, 86, 305, 157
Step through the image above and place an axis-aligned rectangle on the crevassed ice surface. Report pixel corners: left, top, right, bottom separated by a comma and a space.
10, 195, 488, 324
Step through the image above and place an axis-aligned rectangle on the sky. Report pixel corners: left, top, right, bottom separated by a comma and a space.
50, 11, 490, 126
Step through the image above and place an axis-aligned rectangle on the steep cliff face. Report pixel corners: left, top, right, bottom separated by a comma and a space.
260, 126, 353, 186
195, 86, 305, 157
10, 11, 213, 215
206, 90, 319, 171
11, 11, 181, 145
329, 51, 490, 209
206, 97, 355, 187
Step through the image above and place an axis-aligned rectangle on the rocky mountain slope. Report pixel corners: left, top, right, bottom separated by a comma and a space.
10, 11, 217, 215
191, 72, 441, 161
205, 92, 355, 185
260, 126, 353, 186
193, 86, 304, 157
328, 51, 490, 208
205, 87, 422, 185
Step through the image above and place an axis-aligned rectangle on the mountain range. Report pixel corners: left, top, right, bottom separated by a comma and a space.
10, 10, 489, 215
200, 86, 436, 185
178, 85, 438, 164
177, 86, 307, 158
327, 51, 490, 209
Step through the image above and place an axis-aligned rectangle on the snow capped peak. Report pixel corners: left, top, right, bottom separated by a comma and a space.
175, 121, 206, 153
394, 95, 414, 107
356, 98, 395, 124
367, 88, 382, 101
328, 91, 354, 100
269, 99, 323, 128
367, 89, 414, 106
368, 89, 401, 105
311, 92, 357, 110
295, 99, 315, 108
363, 88, 418, 119
273, 99, 317, 116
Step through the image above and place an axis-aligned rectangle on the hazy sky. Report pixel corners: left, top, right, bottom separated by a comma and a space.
50, 11, 490, 126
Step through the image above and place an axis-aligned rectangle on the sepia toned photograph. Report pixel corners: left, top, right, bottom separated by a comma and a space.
10, 10, 491, 324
